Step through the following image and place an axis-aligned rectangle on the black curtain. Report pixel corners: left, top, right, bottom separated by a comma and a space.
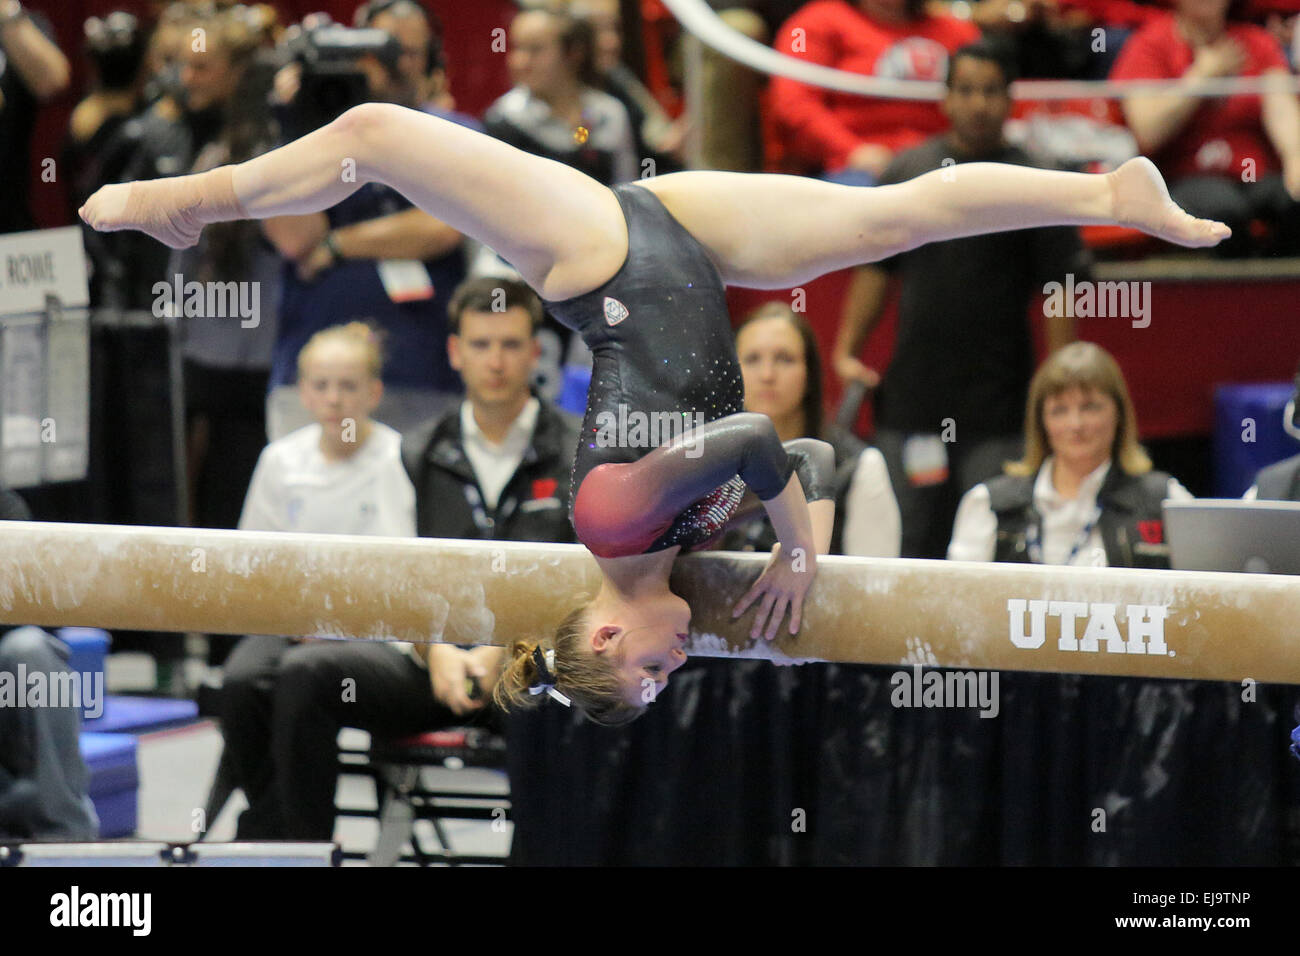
506, 662, 1300, 865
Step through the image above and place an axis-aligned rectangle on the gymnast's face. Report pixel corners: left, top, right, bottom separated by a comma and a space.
297, 342, 383, 436
737, 318, 808, 429
1042, 386, 1119, 474
589, 593, 691, 704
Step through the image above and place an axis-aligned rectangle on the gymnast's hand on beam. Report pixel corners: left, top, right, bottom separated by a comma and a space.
732, 541, 817, 641
428, 645, 488, 716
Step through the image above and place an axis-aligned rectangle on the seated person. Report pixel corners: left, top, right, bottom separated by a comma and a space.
484, 4, 639, 185
949, 341, 1193, 567
766, 0, 979, 182
720, 301, 901, 556
219, 282, 577, 840
1244, 361, 1300, 500
0, 488, 98, 841
1109, 0, 1300, 256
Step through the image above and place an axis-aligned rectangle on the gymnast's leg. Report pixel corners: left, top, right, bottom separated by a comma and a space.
634, 159, 1231, 289
79, 102, 627, 300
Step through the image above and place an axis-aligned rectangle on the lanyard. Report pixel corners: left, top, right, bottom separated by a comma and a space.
462, 482, 518, 536
1025, 505, 1102, 566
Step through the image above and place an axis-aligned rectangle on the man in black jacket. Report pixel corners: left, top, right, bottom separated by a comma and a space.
402, 277, 579, 543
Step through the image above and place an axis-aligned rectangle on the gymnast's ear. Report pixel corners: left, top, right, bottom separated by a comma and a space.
589, 625, 621, 653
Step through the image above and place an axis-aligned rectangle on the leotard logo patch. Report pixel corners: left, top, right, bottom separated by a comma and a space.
603, 296, 629, 326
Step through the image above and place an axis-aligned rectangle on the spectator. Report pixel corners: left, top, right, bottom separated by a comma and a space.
767, 0, 979, 182
948, 341, 1193, 565
722, 301, 901, 556
570, 0, 687, 173
834, 42, 1090, 558
1244, 359, 1300, 499
218, 279, 577, 840
0, 1, 71, 234
166, 8, 281, 533
1110, 0, 1300, 256
354, 0, 452, 114
63, 13, 150, 295
0, 488, 98, 841
262, 1, 467, 440
400, 277, 580, 544
484, 4, 639, 185
218, 321, 420, 838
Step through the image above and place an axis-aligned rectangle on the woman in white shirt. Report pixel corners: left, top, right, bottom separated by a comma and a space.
239, 322, 415, 537
949, 342, 1192, 570
726, 301, 901, 557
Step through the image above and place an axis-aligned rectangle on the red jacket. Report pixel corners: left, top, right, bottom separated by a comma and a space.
767, 0, 979, 172
1110, 13, 1290, 178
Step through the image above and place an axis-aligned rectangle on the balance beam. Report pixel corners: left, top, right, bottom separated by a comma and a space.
1, 521, 1297, 683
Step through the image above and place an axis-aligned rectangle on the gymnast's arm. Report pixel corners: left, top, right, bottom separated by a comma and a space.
577, 413, 834, 560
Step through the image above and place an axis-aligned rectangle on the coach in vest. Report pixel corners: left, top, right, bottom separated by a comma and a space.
1245, 365, 1300, 502
948, 342, 1193, 569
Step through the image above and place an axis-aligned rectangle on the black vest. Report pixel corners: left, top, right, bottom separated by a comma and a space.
1253, 453, 1300, 501
986, 465, 1175, 570
401, 398, 580, 545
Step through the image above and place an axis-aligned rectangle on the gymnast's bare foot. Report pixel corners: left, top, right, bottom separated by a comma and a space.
1108, 157, 1230, 248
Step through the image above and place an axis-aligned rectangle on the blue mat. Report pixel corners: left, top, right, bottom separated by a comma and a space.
56, 627, 109, 689
1214, 382, 1300, 496
83, 695, 199, 734
80, 732, 138, 838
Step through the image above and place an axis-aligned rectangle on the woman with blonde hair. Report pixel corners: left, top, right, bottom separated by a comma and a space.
948, 341, 1193, 568
81, 95, 1226, 724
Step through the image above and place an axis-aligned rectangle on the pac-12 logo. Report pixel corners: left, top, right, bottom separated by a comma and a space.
603, 296, 629, 326
1008, 599, 1170, 655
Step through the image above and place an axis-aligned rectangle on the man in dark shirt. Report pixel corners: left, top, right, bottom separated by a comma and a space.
262, 1, 467, 440
833, 41, 1093, 559
0, 2, 70, 234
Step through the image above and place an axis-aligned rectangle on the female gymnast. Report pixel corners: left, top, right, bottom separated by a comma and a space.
80, 101, 1228, 724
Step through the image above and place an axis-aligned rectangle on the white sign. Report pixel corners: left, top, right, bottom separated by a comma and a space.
0, 227, 90, 316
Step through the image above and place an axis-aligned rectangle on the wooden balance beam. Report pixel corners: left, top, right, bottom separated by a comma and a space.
1, 520, 1297, 683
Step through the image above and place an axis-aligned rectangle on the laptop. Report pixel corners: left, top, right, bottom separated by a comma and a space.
1164, 499, 1300, 575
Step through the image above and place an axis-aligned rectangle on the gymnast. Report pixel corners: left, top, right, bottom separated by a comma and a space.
79, 101, 1229, 724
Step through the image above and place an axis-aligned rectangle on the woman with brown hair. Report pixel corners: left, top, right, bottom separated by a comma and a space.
80, 96, 1225, 724
724, 300, 900, 557
948, 341, 1193, 568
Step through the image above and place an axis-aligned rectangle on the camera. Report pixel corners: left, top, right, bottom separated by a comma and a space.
276, 21, 402, 140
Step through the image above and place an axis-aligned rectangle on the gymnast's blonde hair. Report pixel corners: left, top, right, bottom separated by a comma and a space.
296, 321, 386, 381
1005, 341, 1152, 479
493, 602, 647, 726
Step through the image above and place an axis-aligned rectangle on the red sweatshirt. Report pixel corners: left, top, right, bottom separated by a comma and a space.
1110, 13, 1290, 179
767, 0, 979, 172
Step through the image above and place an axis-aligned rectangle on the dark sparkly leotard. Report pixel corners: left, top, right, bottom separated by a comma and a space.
544, 183, 834, 558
